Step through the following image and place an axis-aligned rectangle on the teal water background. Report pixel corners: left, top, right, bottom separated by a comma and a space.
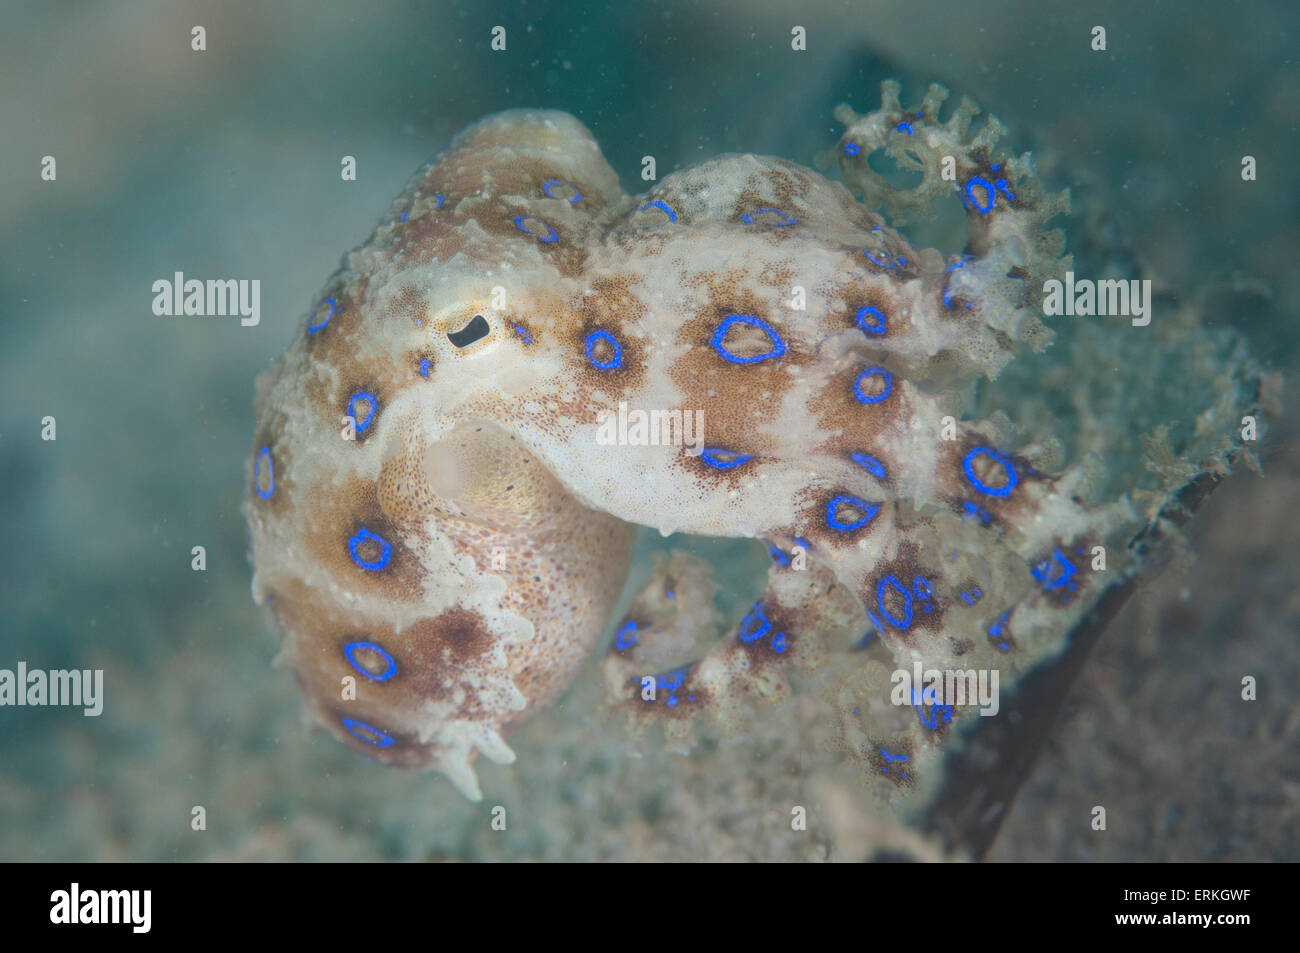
0, 0, 1296, 860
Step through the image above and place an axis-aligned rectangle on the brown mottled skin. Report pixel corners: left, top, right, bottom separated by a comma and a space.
246, 85, 1134, 802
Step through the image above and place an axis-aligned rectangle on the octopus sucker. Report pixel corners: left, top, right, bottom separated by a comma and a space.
245, 84, 1270, 808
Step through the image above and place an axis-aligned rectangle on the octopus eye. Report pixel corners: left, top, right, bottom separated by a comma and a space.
448, 314, 490, 348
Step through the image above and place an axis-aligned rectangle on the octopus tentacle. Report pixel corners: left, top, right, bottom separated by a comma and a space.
245, 85, 1266, 804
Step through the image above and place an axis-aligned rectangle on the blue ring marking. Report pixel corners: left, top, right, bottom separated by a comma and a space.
343, 641, 396, 682
861, 249, 899, 270
942, 258, 975, 309
855, 305, 887, 335
613, 620, 638, 651
341, 717, 395, 747
764, 541, 790, 567
850, 452, 887, 479
876, 574, 913, 629
542, 179, 581, 203
792, 536, 811, 552
348, 528, 392, 571
347, 391, 377, 432
912, 576, 934, 614
843, 141, 860, 156
1031, 549, 1078, 593
419, 358, 431, 377
307, 297, 337, 334
987, 609, 1012, 651
912, 688, 936, 723
512, 323, 532, 344
771, 632, 788, 653
660, 670, 685, 692
961, 447, 1018, 498
913, 689, 953, 730
700, 447, 753, 470
400, 192, 443, 223
740, 208, 797, 227
709, 314, 787, 365
636, 669, 687, 705
826, 495, 879, 532
254, 447, 274, 499
583, 329, 622, 370
896, 122, 914, 135
852, 367, 892, 404
738, 604, 770, 643
964, 177, 996, 214
513, 215, 558, 242
636, 200, 676, 223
